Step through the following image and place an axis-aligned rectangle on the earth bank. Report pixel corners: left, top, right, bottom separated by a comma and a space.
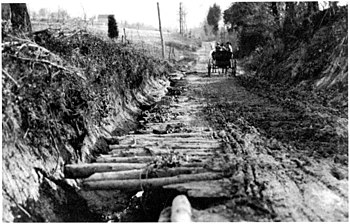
2, 29, 172, 221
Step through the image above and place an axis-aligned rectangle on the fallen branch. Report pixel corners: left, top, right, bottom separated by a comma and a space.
82, 172, 223, 191
3, 189, 32, 219
10, 55, 64, 70
2, 41, 22, 50
64, 163, 148, 178
3, 35, 52, 58
2, 69, 19, 87
9, 55, 86, 80
7, 34, 31, 43
18, 42, 51, 54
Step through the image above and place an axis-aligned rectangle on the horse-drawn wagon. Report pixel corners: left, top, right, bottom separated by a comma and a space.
208, 51, 236, 77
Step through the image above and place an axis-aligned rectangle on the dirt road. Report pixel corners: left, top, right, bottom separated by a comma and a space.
67, 42, 348, 222
197, 75, 348, 221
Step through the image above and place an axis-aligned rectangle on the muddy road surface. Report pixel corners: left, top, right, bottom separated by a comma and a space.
66, 42, 348, 222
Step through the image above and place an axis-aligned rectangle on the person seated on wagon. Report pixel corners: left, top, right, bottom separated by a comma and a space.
220, 43, 226, 51
226, 42, 233, 52
215, 42, 221, 52
209, 42, 218, 58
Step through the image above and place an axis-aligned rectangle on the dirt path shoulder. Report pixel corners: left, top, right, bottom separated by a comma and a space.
194, 72, 348, 221
188, 40, 348, 220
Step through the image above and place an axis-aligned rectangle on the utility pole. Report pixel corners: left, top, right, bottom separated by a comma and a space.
157, 2, 165, 59
179, 2, 187, 36
179, 2, 183, 35
183, 9, 187, 35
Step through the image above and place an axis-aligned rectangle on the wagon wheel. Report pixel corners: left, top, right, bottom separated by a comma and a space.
207, 59, 212, 77
231, 59, 237, 77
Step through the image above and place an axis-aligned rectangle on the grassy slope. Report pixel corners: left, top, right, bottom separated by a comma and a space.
2, 29, 171, 221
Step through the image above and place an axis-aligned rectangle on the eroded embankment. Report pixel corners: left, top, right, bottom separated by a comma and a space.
66, 72, 234, 222
2, 30, 171, 222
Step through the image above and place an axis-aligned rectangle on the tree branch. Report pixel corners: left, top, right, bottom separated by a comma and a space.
9, 55, 86, 80
2, 69, 19, 87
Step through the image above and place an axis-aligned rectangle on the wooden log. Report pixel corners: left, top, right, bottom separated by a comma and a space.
84, 169, 142, 181
146, 122, 201, 128
115, 138, 220, 145
119, 134, 212, 140
109, 150, 154, 157
109, 146, 217, 152
109, 147, 213, 156
171, 195, 192, 222
108, 147, 169, 156
109, 145, 139, 149
64, 163, 148, 178
117, 133, 211, 139
169, 144, 220, 149
82, 172, 223, 191
84, 167, 207, 182
142, 138, 219, 144
119, 138, 218, 145
101, 152, 213, 159
95, 156, 154, 163
118, 134, 212, 140
109, 143, 220, 150
107, 150, 214, 157
183, 152, 214, 156
153, 167, 207, 177
181, 162, 209, 168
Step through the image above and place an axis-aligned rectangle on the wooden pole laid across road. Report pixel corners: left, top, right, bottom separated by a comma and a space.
82, 172, 223, 191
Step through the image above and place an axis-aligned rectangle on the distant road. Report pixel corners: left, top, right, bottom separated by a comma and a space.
193, 41, 214, 73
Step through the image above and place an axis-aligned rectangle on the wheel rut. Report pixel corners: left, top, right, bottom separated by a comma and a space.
198, 60, 348, 221
64, 71, 234, 221
63, 42, 348, 222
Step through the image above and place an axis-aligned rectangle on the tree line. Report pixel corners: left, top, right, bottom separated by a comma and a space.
30, 8, 70, 22
205, 1, 345, 57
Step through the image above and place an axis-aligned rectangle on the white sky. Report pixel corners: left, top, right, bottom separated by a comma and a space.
21, 0, 233, 29
3, 0, 348, 30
